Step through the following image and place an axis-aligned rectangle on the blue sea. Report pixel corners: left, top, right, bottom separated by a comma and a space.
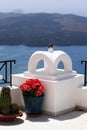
0, 45, 87, 75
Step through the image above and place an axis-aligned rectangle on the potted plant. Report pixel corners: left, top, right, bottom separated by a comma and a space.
0, 86, 23, 122
19, 78, 45, 117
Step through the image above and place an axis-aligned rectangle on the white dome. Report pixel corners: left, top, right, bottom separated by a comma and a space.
24, 50, 77, 80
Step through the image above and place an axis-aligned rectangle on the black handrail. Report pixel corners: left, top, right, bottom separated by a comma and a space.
81, 60, 87, 86
0, 60, 16, 86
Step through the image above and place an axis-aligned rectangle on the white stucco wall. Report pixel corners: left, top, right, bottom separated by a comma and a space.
76, 86, 87, 109
11, 49, 87, 116
12, 73, 84, 116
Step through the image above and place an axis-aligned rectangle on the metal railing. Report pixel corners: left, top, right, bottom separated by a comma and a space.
0, 60, 16, 86
81, 60, 87, 86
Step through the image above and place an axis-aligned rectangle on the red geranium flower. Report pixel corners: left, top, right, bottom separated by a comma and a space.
19, 78, 45, 97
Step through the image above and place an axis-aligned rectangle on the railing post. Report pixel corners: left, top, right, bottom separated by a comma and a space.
5, 61, 7, 83
10, 60, 16, 86
81, 60, 87, 86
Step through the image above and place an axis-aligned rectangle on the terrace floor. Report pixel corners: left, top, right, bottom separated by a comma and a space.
0, 110, 87, 130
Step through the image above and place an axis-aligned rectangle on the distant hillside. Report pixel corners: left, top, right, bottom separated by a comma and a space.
0, 12, 87, 46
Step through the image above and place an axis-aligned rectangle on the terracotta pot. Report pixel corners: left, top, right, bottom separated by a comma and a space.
0, 110, 23, 122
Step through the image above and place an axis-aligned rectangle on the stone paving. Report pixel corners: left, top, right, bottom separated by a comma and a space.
0, 111, 87, 130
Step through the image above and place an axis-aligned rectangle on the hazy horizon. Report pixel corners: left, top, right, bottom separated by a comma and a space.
0, 0, 87, 17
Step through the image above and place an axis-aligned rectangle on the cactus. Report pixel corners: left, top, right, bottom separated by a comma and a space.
0, 86, 23, 117
10, 103, 20, 114
0, 87, 11, 115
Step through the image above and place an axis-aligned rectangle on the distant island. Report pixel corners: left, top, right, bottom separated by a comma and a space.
0, 12, 87, 46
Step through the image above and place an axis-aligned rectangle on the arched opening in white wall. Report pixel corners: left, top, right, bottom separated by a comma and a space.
36, 59, 44, 69
57, 61, 64, 70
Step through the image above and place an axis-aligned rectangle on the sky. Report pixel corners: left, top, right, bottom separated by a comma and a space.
0, 0, 87, 17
